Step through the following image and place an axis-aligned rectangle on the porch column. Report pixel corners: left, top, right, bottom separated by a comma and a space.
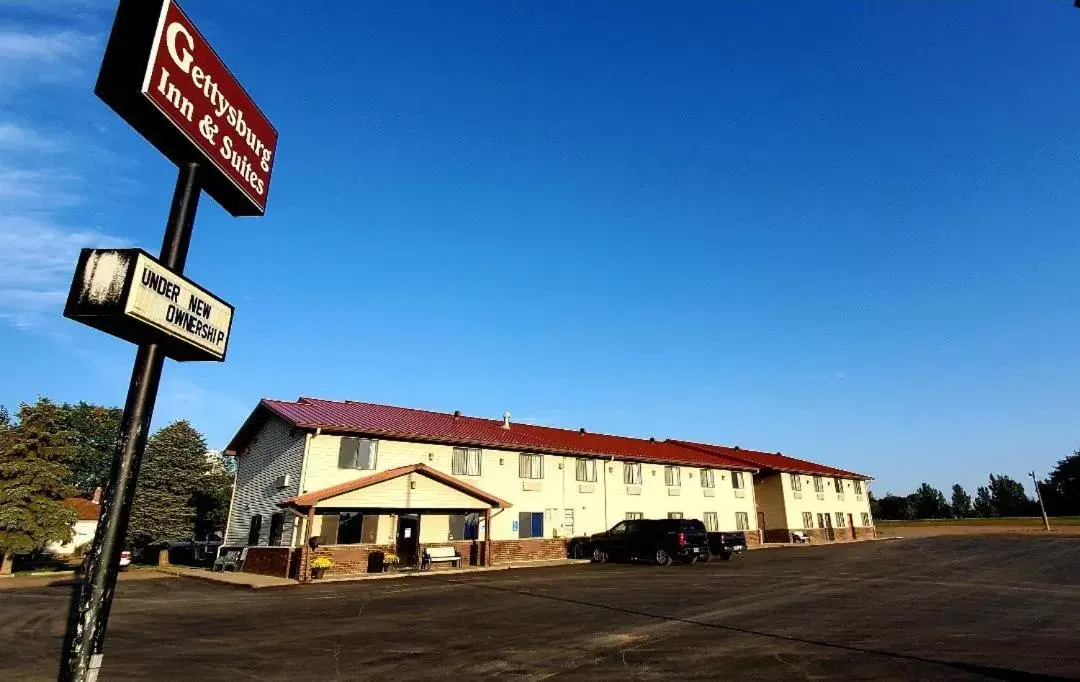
483, 508, 492, 567
299, 507, 315, 583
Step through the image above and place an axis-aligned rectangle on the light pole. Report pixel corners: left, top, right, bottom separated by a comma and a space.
1029, 471, 1051, 532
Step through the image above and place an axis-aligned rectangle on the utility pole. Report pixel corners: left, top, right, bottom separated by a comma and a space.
1029, 471, 1051, 532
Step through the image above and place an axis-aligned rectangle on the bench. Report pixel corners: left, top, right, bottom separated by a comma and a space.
213, 547, 247, 572
792, 531, 810, 544
422, 546, 461, 569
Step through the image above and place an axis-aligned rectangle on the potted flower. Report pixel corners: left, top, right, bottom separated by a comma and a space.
310, 556, 333, 579
382, 552, 401, 572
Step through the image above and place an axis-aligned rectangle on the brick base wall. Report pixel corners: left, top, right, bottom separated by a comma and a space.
854, 526, 876, 540
241, 547, 293, 577
490, 539, 568, 564
745, 530, 762, 549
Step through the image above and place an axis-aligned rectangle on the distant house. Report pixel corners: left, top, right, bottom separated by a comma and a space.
47, 488, 102, 556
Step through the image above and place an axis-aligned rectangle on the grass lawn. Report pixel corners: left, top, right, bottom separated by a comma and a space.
878, 516, 1080, 527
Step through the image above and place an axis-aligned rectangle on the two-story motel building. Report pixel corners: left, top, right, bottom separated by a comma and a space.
223, 397, 874, 579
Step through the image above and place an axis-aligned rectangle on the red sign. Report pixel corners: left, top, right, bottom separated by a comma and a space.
96, 0, 277, 216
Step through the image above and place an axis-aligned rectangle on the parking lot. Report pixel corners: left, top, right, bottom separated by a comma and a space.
2, 536, 1078, 680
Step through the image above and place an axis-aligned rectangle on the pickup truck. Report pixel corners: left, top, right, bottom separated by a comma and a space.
707, 531, 748, 560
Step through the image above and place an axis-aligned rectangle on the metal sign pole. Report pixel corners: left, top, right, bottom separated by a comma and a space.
60, 162, 201, 682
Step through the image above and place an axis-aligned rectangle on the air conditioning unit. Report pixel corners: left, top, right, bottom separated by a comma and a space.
274, 473, 290, 489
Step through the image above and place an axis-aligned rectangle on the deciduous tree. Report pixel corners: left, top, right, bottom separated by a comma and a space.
1042, 450, 1080, 517
987, 474, 1037, 517
950, 484, 973, 518
57, 402, 122, 496
973, 486, 995, 517
912, 482, 950, 519
0, 400, 77, 575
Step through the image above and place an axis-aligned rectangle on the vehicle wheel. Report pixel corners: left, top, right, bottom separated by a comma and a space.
655, 549, 672, 566
688, 555, 699, 565
720, 552, 733, 561
592, 548, 609, 564
701, 550, 712, 563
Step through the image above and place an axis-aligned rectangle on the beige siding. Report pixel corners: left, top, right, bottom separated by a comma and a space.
225, 418, 305, 546
780, 473, 874, 530
753, 474, 788, 531
299, 433, 759, 543
317, 472, 493, 510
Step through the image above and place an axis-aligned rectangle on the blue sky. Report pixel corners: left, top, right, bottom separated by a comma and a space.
2, 0, 1078, 497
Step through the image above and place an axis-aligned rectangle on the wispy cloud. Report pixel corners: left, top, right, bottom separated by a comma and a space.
0, 17, 123, 330
0, 215, 124, 327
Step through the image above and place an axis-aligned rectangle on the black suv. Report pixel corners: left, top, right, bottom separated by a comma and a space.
589, 518, 710, 566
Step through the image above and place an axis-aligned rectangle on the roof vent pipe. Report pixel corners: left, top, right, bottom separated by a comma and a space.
453, 410, 461, 419
502, 411, 511, 429
579, 428, 586, 434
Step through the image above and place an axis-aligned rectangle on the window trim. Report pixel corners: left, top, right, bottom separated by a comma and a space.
452, 447, 483, 476
735, 511, 749, 531
518, 453, 544, 479
575, 458, 597, 483
667, 512, 684, 520
700, 469, 715, 488
854, 480, 864, 495
790, 473, 802, 492
813, 476, 824, 493
835, 511, 846, 528
731, 470, 744, 490
703, 511, 719, 532
664, 466, 681, 487
247, 514, 262, 546
623, 462, 643, 485
625, 512, 643, 521
802, 511, 814, 529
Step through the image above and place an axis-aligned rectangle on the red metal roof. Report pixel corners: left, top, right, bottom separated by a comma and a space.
63, 498, 100, 521
669, 440, 871, 480
234, 397, 757, 471
283, 463, 512, 509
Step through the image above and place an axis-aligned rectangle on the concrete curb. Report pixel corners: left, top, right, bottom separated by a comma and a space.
152, 567, 298, 590
308, 558, 592, 586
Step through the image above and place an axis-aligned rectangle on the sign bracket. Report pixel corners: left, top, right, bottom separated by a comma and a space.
60, 162, 201, 682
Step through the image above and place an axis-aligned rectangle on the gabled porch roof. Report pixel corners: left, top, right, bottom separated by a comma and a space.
281, 463, 513, 510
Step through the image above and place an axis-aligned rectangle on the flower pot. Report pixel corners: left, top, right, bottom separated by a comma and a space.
311, 567, 326, 580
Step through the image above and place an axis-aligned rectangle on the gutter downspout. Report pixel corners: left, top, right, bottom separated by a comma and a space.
603, 456, 614, 530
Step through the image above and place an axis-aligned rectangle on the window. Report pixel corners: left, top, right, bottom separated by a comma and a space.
731, 471, 744, 489
834, 477, 845, 492
267, 512, 285, 546
854, 480, 864, 495
700, 469, 715, 488
519, 453, 543, 479
813, 476, 824, 493
861, 512, 870, 526
835, 512, 846, 527
337, 512, 364, 544
338, 437, 377, 470
452, 447, 482, 476
790, 473, 802, 492
735, 512, 749, 531
667, 512, 684, 520
802, 512, 814, 528
664, 466, 681, 487
518, 511, 544, 538
246, 515, 262, 545
623, 462, 642, 485
575, 458, 597, 482
611, 521, 629, 535
703, 512, 719, 532
625, 512, 643, 521
449, 513, 480, 540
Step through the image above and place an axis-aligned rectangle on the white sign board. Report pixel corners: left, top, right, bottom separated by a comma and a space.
125, 253, 231, 359
64, 249, 234, 362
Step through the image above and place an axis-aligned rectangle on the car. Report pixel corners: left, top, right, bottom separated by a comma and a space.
589, 518, 710, 566
119, 550, 132, 571
707, 531, 747, 560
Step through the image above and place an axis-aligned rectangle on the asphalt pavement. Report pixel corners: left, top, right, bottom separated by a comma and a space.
1, 536, 1078, 680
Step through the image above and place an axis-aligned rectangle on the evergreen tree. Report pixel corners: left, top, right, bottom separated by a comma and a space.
127, 421, 209, 564
912, 482, 950, 519
973, 486, 995, 517
58, 402, 122, 496
876, 493, 915, 520
950, 484, 973, 518
193, 464, 234, 541
0, 399, 77, 575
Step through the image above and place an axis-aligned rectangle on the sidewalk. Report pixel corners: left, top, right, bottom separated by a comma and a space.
314, 557, 590, 584
154, 566, 297, 589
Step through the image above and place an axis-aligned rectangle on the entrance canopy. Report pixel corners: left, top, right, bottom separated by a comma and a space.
281, 463, 512, 512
